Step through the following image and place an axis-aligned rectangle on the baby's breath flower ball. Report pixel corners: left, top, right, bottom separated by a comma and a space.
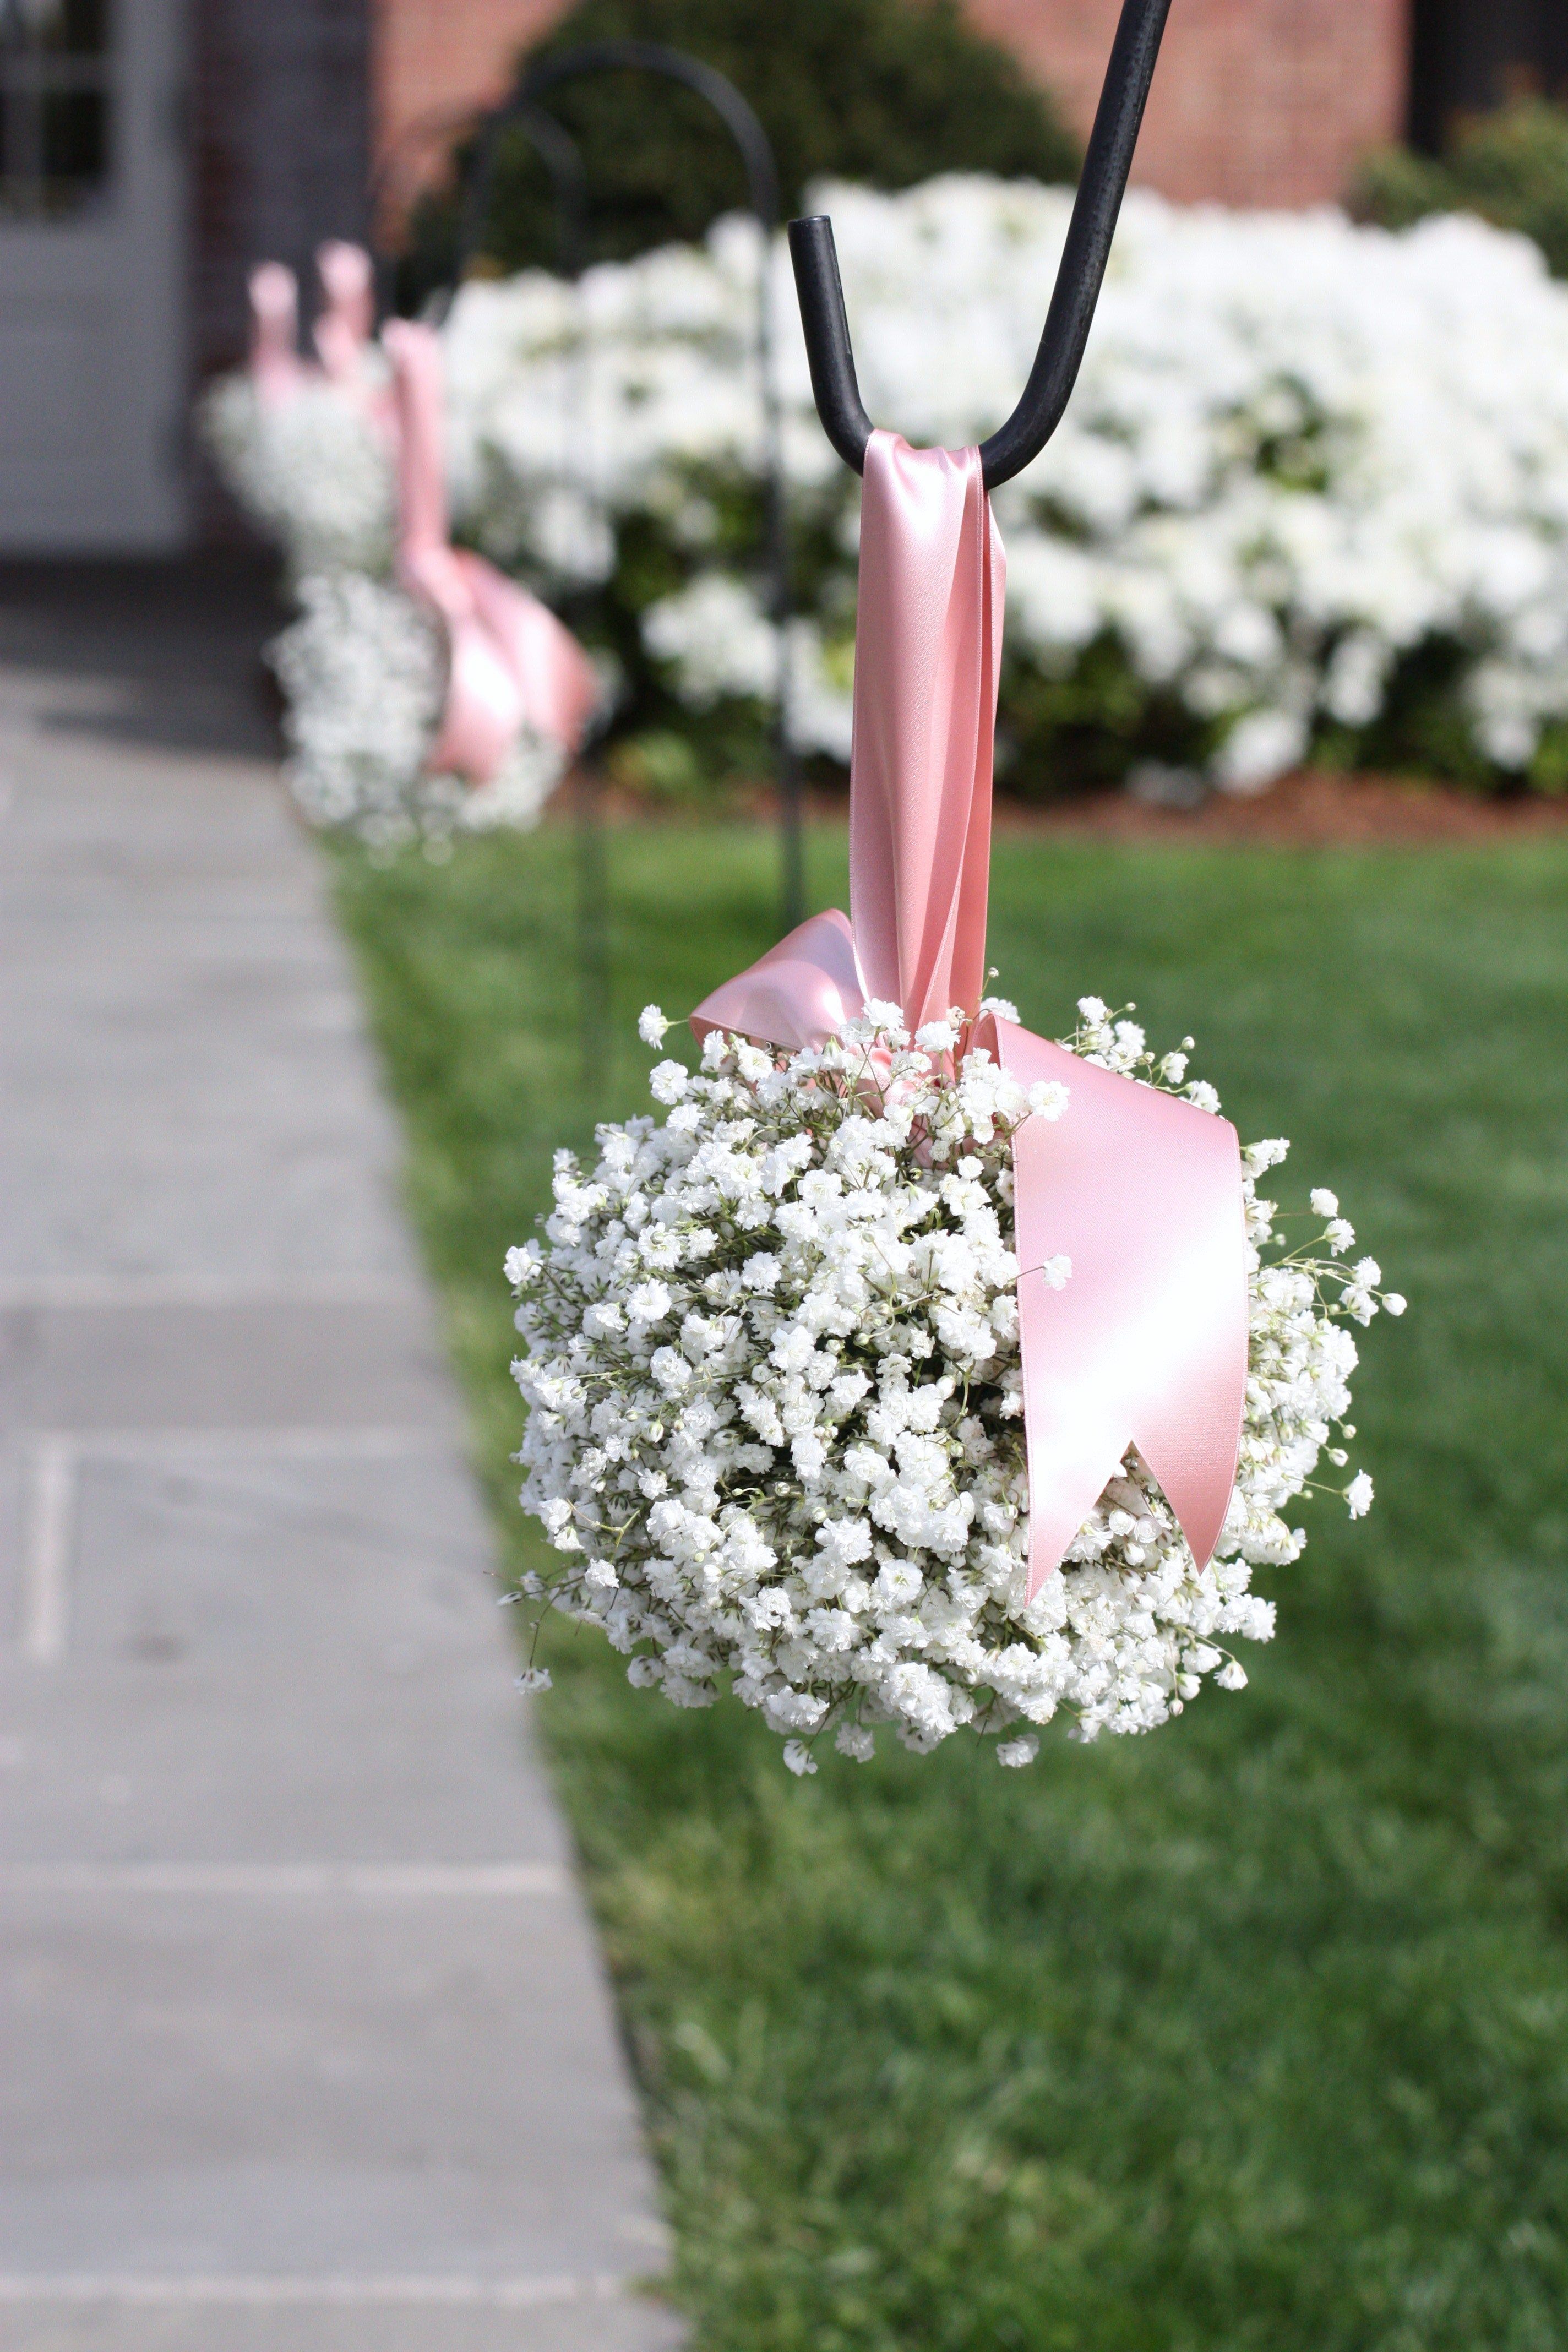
508, 998, 1400, 1768
270, 572, 568, 845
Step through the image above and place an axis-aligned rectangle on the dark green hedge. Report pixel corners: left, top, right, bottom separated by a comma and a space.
1356, 100, 1568, 280
405, 0, 1077, 297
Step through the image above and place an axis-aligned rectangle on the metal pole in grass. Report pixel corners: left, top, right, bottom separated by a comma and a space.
465, 41, 805, 938
440, 108, 614, 1100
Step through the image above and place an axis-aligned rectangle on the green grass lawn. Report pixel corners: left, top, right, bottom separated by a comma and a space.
334, 821, 1568, 2351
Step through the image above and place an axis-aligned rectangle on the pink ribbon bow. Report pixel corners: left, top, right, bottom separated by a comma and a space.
383, 320, 600, 787
693, 431, 1248, 1597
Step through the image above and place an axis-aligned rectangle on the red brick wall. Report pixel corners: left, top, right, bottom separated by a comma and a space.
371, 0, 571, 221
970, 0, 1412, 206
371, 0, 1414, 216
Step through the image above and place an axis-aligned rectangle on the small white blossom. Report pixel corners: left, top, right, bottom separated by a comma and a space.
915, 1020, 960, 1054
1346, 1472, 1375, 1518
639, 1005, 671, 1046
835, 1724, 876, 1761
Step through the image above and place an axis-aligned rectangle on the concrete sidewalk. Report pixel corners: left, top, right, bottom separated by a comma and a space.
0, 565, 679, 2352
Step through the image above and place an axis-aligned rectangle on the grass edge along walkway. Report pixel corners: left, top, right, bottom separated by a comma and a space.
334, 821, 1568, 2352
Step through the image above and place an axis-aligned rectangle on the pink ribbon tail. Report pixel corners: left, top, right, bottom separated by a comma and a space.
384, 320, 599, 787
693, 428, 1249, 1588
976, 1017, 1248, 1598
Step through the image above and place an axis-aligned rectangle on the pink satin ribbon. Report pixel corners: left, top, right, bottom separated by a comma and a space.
384, 319, 600, 787
247, 262, 307, 404
693, 430, 1248, 1596
248, 244, 393, 437
313, 241, 377, 384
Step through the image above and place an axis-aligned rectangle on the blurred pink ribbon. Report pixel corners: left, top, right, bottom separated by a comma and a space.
247, 262, 307, 404
248, 244, 391, 432
693, 430, 1247, 1594
384, 319, 600, 788
312, 241, 377, 383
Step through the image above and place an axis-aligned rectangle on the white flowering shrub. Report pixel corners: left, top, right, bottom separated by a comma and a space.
507, 998, 1403, 1767
270, 572, 566, 842
206, 178, 1568, 803
443, 178, 1568, 796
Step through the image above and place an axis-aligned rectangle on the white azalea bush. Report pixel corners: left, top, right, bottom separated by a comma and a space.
444, 177, 1568, 796
206, 177, 1568, 803
507, 998, 1402, 1767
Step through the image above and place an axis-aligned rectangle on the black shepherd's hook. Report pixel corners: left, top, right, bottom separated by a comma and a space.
450, 98, 590, 295
461, 40, 804, 934
788, 0, 1172, 489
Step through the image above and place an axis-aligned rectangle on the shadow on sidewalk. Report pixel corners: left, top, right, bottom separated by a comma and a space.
0, 557, 290, 761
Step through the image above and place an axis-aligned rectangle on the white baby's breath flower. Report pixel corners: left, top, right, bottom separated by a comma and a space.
639, 1005, 671, 1046
996, 1735, 1039, 1768
915, 1019, 960, 1054
268, 570, 565, 842
1346, 1472, 1375, 1518
1310, 1189, 1340, 1218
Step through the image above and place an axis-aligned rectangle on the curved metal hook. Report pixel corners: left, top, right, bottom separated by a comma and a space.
519, 39, 779, 227
450, 98, 589, 300
788, 0, 1171, 491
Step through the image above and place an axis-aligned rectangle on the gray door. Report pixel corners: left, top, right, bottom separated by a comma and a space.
0, 0, 187, 551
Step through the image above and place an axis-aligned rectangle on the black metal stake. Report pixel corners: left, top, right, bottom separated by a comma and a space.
438, 106, 614, 1099
574, 760, 611, 1095
464, 41, 803, 935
